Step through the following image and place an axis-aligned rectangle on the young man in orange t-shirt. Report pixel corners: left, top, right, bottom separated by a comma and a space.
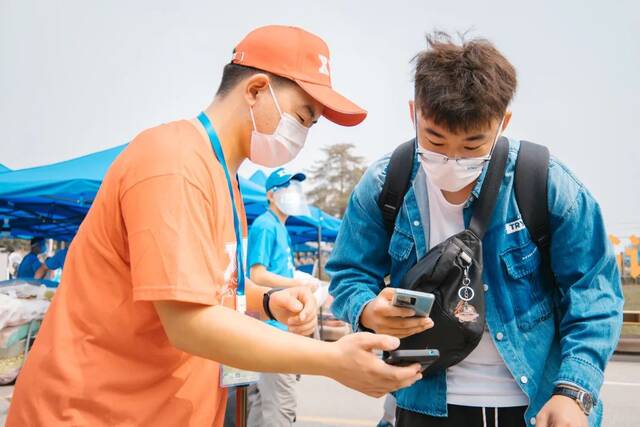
7, 25, 427, 427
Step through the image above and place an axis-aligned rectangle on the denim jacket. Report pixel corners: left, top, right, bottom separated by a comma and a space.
327, 138, 623, 426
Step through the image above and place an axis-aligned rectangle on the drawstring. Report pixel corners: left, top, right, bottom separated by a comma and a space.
482, 408, 499, 427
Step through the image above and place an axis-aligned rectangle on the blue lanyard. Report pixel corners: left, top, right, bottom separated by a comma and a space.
197, 112, 245, 297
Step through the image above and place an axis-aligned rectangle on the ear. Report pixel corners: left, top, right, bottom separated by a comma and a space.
243, 73, 271, 107
501, 111, 513, 132
409, 100, 416, 127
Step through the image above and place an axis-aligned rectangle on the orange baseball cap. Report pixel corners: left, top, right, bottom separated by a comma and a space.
232, 25, 367, 127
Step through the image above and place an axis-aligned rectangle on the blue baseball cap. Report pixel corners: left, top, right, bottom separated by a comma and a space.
265, 168, 306, 192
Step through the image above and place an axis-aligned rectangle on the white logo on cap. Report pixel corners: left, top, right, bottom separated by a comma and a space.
277, 169, 288, 177
318, 54, 330, 76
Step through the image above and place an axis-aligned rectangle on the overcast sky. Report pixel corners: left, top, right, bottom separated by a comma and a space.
1, 0, 638, 237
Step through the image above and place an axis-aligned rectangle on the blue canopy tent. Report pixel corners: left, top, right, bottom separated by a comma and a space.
0, 145, 341, 245
287, 207, 340, 243
0, 144, 266, 241
248, 170, 267, 188
0, 164, 10, 173
0, 145, 126, 240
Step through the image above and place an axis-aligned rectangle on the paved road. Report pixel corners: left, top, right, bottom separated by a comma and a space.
2, 355, 639, 426
295, 354, 640, 427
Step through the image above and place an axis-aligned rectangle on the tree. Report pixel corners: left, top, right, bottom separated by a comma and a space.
306, 143, 367, 218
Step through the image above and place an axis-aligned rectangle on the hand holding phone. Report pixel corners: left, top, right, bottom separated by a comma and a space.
384, 349, 440, 371
360, 288, 435, 339
391, 289, 435, 318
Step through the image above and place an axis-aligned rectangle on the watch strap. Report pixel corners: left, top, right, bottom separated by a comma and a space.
553, 386, 581, 401
263, 288, 284, 321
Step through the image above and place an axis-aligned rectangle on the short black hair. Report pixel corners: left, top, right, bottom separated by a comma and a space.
413, 31, 517, 133
216, 62, 295, 98
30, 237, 43, 246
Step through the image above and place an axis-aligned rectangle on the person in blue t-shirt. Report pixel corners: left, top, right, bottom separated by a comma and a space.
16, 238, 45, 279
247, 168, 316, 427
35, 247, 69, 280
248, 170, 314, 292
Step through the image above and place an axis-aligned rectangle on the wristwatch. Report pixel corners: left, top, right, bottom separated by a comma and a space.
263, 288, 285, 321
552, 385, 594, 416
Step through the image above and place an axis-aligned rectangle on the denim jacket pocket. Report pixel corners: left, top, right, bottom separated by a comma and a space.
500, 239, 553, 331
388, 228, 416, 283
388, 227, 415, 261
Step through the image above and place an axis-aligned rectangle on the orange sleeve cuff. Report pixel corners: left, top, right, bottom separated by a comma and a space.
133, 286, 220, 305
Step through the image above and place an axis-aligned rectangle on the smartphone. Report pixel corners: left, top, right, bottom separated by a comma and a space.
391, 288, 435, 317
384, 349, 440, 371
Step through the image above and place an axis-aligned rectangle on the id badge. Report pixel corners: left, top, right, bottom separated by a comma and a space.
220, 365, 260, 388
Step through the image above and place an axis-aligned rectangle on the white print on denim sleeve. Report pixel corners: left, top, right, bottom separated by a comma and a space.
505, 219, 526, 235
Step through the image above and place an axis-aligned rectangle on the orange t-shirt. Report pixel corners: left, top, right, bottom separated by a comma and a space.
7, 119, 247, 427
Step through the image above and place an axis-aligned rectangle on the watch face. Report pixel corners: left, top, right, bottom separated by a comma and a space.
580, 392, 593, 414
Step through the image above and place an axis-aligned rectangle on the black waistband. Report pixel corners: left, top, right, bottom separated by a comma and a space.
396, 405, 528, 427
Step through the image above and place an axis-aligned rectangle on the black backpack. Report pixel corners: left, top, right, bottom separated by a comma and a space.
378, 138, 551, 269
377, 138, 552, 373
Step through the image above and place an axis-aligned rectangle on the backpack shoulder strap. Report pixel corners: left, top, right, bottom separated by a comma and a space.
514, 140, 551, 254
468, 137, 509, 239
378, 140, 415, 234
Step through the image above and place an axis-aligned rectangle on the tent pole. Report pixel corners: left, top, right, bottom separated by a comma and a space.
316, 223, 323, 279
317, 223, 324, 340
235, 386, 247, 427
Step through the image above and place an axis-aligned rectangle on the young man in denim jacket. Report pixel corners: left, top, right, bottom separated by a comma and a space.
327, 32, 623, 427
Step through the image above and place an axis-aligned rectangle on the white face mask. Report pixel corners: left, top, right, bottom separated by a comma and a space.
272, 181, 311, 217
249, 84, 309, 168
417, 115, 505, 192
